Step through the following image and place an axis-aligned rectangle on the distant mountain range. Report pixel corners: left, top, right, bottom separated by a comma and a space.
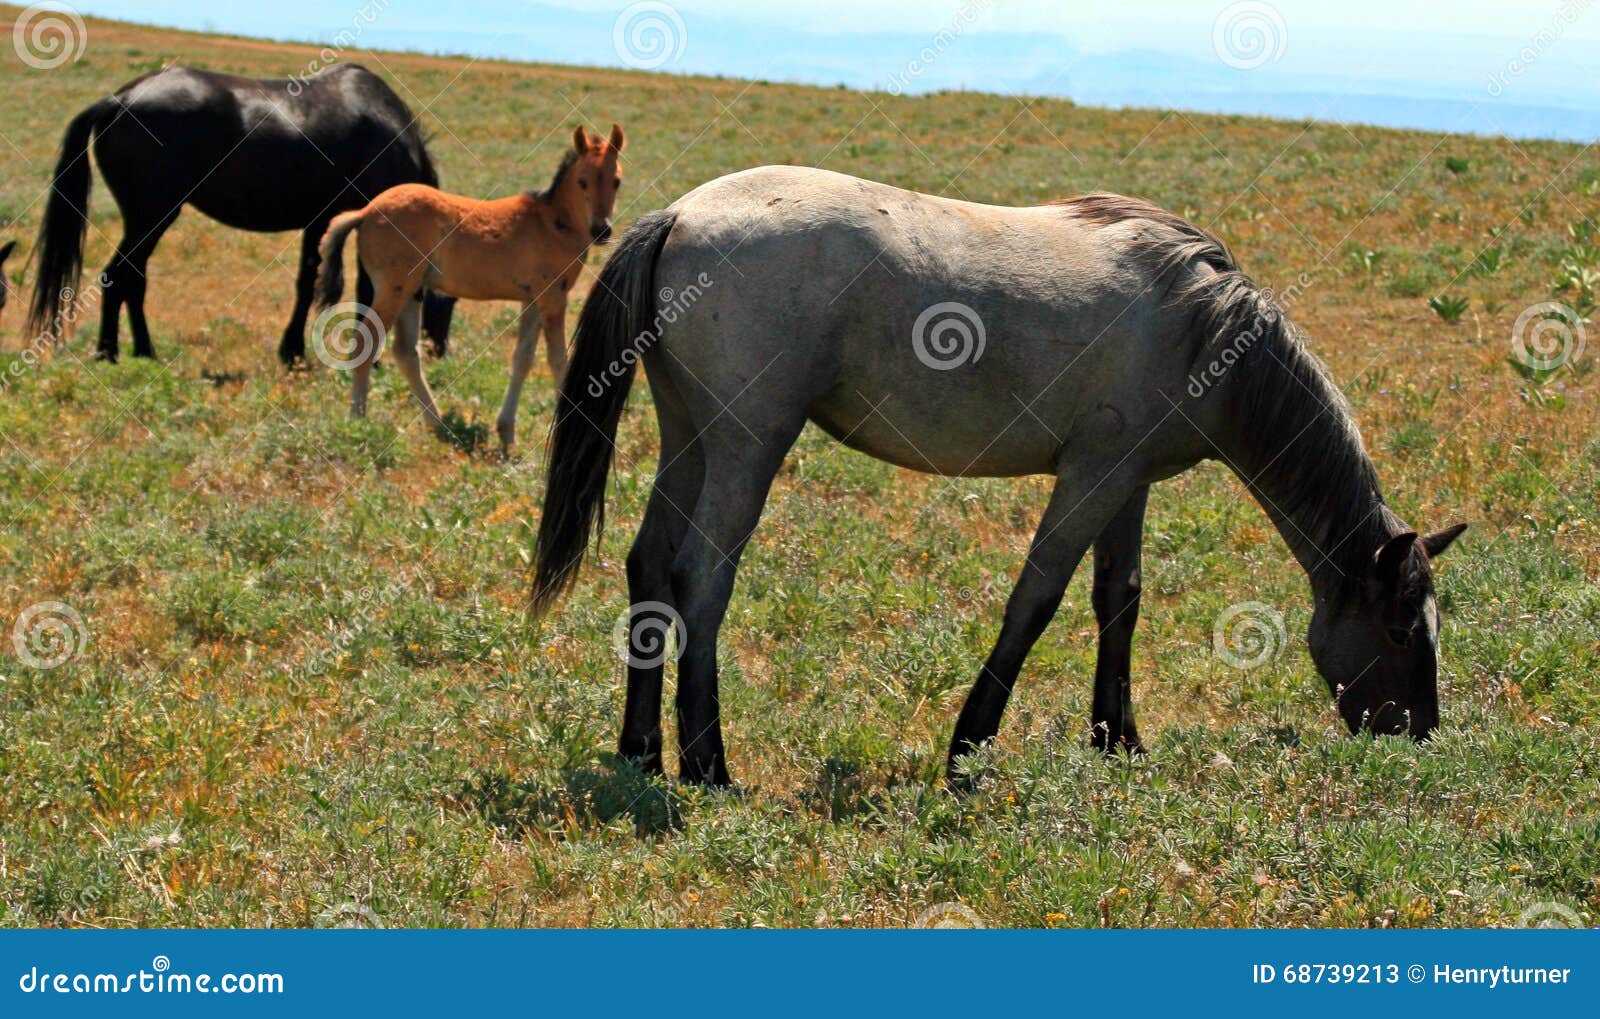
81, 1, 1600, 142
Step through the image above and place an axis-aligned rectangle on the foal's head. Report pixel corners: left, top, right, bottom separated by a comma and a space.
1307, 523, 1467, 741
557, 124, 625, 245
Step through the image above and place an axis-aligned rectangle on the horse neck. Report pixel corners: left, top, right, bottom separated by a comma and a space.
1215, 334, 1397, 597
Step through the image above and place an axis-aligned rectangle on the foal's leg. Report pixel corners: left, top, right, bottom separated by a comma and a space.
946, 466, 1139, 787
390, 293, 445, 434
542, 299, 569, 385
620, 396, 703, 774
350, 286, 405, 418
670, 424, 804, 786
279, 222, 324, 365
1090, 485, 1150, 755
496, 303, 544, 452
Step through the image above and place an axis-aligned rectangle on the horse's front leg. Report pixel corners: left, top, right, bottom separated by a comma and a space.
496, 302, 544, 453
541, 298, 569, 385
1090, 485, 1150, 755
947, 463, 1140, 789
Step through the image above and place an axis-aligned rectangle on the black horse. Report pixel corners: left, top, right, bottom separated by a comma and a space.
28, 64, 455, 363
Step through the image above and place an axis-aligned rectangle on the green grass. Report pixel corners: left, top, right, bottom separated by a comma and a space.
0, 8, 1598, 929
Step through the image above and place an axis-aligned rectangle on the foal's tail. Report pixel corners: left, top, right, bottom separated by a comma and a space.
28, 96, 117, 338
313, 209, 366, 309
532, 209, 678, 615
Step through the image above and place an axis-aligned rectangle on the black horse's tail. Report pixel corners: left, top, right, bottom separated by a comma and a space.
28, 96, 117, 338
532, 209, 678, 615
313, 209, 366, 309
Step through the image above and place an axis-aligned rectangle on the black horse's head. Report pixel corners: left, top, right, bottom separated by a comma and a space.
1308, 524, 1467, 740
421, 291, 457, 357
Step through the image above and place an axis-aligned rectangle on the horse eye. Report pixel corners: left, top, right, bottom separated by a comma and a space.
579, 179, 588, 190
1385, 624, 1414, 648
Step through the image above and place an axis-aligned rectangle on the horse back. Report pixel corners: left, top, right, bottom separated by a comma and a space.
93, 65, 436, 231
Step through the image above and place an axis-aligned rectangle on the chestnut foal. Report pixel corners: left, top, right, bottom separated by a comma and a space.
314, 124, 624, 451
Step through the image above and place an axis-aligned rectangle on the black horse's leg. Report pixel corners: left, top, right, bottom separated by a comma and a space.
620, 396, 704, 775
280, 221, 325, 365
1090, 485, 1150, 754
669, 422, 803, 786
947, 466, 1137, 788
119, 211, 178, 359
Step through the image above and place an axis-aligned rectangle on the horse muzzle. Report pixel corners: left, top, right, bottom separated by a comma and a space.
591, 221, 613, 245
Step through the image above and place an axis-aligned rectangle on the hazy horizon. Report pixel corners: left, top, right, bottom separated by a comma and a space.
61, 0, 1600, 142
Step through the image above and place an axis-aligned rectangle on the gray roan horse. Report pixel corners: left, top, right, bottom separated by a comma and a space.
533, 165, 1466, 788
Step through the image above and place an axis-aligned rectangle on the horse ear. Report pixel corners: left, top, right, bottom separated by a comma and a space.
1421, 523, 1467, 559
0, 240, 14, 264
609, 123, 625, 152
1373, 531, 1419, 584
573, 125, 590, 152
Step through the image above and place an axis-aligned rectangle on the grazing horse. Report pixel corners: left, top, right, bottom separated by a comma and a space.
532, 165, 1467, 788
0, 241, 14, 333
27, 64, 455, 363
313, 125, 624, 452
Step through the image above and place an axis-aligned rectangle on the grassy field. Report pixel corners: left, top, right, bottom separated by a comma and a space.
1, 8, 1598, 929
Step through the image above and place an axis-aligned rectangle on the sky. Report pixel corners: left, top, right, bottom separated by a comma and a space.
67, 0, 1600, 141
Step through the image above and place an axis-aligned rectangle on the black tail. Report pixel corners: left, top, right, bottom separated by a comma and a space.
28, 97, 116, 338
532, 209, 678, 615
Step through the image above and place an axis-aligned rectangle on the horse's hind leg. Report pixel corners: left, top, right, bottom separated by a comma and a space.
350, 286, 404, 418
670, 420, 804, 786
946, 464, 1140, 788
97, 208, 177, 361
391, 292, 445, 434
1090, 485, 1150, 755
620, 396, 703, 774
279, 222, 324, 365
